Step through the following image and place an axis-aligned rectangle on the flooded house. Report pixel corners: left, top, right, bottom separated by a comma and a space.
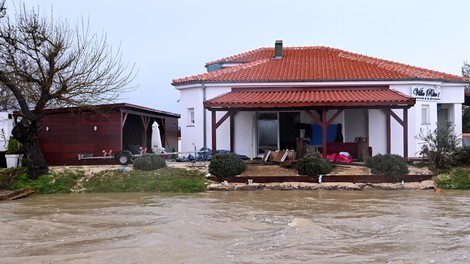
172, 40, 470, 160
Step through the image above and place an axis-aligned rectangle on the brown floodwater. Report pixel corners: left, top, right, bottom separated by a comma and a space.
0, 190, 469, 263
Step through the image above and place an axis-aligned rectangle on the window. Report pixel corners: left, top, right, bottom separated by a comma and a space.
421, 105, 430, 125
187, 108, 195, 126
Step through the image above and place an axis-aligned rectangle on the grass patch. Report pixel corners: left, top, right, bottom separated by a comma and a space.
0, 167, 83, 194
434, 168, 470, 189
83, 167, 206, 193
1, 167, 207, 194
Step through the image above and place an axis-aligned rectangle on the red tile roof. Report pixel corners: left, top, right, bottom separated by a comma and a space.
204, 87, 415, 109
173, 46, 470, 85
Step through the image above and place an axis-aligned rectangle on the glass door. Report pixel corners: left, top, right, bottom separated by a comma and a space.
257, 113, 278, 155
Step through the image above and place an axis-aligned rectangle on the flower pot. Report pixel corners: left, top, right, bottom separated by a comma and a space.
5, 154, 20, 168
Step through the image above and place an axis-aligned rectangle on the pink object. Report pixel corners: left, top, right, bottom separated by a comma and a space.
335, 154, 352, 163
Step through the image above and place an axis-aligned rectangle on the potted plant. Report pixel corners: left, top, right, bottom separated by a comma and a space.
5, 136, 23, 168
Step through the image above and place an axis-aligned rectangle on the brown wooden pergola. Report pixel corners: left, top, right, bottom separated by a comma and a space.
203, 87, 416, 158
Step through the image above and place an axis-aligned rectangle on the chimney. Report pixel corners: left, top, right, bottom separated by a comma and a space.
274, 40, 283, 60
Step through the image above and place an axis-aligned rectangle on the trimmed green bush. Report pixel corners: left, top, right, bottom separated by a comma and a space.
133, 154, 167, 171
295, 152, 332, 176
209, 153, 246, 177
365, 154, 408, 179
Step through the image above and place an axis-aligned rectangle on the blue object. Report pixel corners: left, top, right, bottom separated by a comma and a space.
310, 124, 338, 145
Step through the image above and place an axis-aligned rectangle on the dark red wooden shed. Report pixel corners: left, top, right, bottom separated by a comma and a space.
38, 103, 180, 166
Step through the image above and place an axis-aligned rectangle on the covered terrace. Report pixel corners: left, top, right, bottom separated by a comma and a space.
204, 86, 416, 159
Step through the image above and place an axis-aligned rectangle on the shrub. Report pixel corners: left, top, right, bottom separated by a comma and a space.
133, 154, 167, 171
209, 153, 246, 177
365, 154, 408, 179
6, 137, 23, 154
451, 146, 470, 167
416, 122, 460, 171
295, 152, 332, 176
435, 168, 470, 189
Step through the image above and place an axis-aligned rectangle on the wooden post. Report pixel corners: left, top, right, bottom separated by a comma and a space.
403, 108, 408, 159
357, 137, 369, 162
295, 137, 305, 159
386, 110, 391, 154
321, 110, 327, 157
211, 110, 216, 156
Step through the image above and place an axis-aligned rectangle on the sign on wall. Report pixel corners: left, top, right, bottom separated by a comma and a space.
411, 85, 441, 101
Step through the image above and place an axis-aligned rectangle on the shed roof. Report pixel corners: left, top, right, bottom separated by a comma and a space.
43, 103, 180, 118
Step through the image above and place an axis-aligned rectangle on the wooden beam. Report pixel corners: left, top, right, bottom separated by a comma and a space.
385, 110, 391, 154
141, 116, 150, 149
305, 110, 322, 124
210, 110, 238, 155
383, 108, 409, 158
230, 112, 238, 152
321, 110, 327, 157
211, 111, 217, 155
215, 111, 232, 129
403, 108, 408, 158
306, 109, 343, 157
121, 112, 128, 128
384, 108, 404, 126
326, 109, 344, 127
305, 109, 327, 155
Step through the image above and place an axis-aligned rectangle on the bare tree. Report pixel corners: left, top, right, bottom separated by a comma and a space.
463, 61, 470, 78
0, 2, 136, 179
0, 0, 5, 18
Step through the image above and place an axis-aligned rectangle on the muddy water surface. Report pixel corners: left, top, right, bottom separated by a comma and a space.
1, 190, 469, 263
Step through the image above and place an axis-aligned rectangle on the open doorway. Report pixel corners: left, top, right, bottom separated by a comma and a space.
256, 112, 300, 155
279, 112, 300, 150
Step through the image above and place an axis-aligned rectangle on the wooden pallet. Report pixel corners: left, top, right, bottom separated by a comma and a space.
0, 188, 35, 201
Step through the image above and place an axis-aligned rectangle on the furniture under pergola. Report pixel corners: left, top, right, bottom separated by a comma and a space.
204, 86, 416, 159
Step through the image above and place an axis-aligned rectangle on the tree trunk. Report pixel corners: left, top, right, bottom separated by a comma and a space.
11, 119, 48, 180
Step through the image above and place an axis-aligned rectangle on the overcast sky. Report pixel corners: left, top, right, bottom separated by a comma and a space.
13, 0, 470, 113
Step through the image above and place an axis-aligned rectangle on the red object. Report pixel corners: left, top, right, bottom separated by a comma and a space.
334, 154, 352, 163
321, 153, 352, 163
321, 153, 337, 162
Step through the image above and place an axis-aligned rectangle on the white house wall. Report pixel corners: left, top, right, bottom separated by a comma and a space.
204, 86, 232, 151
390, 83, 465, 157
368, 109, 387, 155
178, 81, 466, 159
234, 111, 256, 158
179, 85, 238, 153
179, 87, 204, 153
344, 109, 368, 142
